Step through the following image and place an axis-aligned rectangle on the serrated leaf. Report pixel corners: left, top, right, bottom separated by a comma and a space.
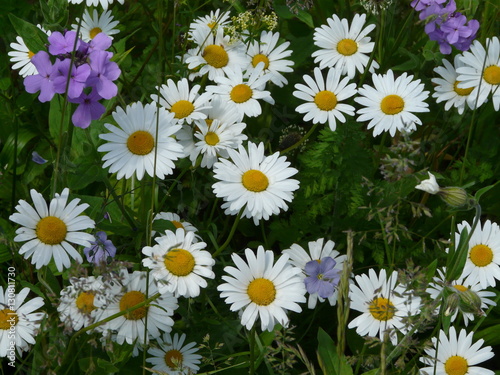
8, 13, 48, 53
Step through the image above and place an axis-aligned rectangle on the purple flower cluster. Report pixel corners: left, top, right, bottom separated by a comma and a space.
411, 0, 479, 54
24, 31, 121, 128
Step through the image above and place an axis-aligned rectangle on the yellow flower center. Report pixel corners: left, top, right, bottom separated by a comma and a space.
469, 244, 493, 267
453, 81, 474, 96
171, 220, 184, 229
76, 291, 96, 314
164, 349, 184, 369
119, 291, 147, 320
207, 21, 217, 29
0, 309, 18, 330
380, 95, 405, 115
127, 130, 155, 155
204, 131, 220, 146
453, 284, 468, 292
247, 278, 276, 306
314, 90, 338, 111
252, 54, 270, 69
337, 39, 358, 56
28, 50, 35, 59
368, 297, 396, 321
170, 100, 195, 119
242, 169, 269, 192
36, 216, 67, 245
205, 118, 214, 127
202, 44, 229, 68
89, 27, 103, 40
483, 65, 500, 85
444, 355, 468, 375
164, 248, 195, 276
230, 84, 253, 104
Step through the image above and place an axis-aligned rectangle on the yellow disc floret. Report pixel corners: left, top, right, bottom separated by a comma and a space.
380, 95, 405, 115
119, 291, 147, 320
127, 131, 155, 155
314, 90, 338, 111
368, 297, 396, 321
242, 170, 269, 192
36, 216, 67, 245
469, 244, 493, 267
170, 100, 195, 119
202, 45, 229, 68
247, 278, 276, 306
230, 84, 253, 104
337, 39, 358, 56
164, 248, 195, 276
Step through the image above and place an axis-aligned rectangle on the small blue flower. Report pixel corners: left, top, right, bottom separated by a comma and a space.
32, 151, 47, 164
304, 257, 341, 299
84, 231, 116, 265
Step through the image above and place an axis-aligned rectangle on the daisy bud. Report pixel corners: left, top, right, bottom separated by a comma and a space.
438, 187, 472, 208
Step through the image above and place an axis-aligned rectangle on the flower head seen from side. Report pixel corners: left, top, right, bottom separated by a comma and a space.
146, 332, 202, 375
283, 238, 346, 309
9, 188, 95, 272
142, 229, 215, 298
0, 287, 45, 358
457, 36, 500, 111
217, 246, 306, 331
415, 171, 440, 194
348, 269, 421, 345
246, 30, 294, 88
212, 142, 300, 225
9, 36, 38, 77
293, 67, 357, 131
67, 0, 124, 11
432, 55, 477, 114
83, 231, 116, 265
453, 219, 500, 289
98, 102, 183, 180
312, 13, 379, 79
98, 270, 178, 346
72, 9, 120, 42
419, 326, 495, 375
151, 78, 212, 125
355, 69, 430, 137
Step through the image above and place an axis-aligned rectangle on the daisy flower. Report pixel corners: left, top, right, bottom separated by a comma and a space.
246, 30, 294, 87
188, 8, 231, 38
453, 219, 500, 288
142, 229, 215, 298
9, 188, 95, 272
0, 287, 45, 357
153, 212, 199, 235
98, 270, 178, 346
419, 326, 495, 375
97, 102, 183, 180
312, 13, 379, 79
355, 69, 430, 137
212, 142, 300, 225
150, 78, 212, 125
348, 268, 421, 345
146, 332, 202, 374
185, 27, 247, 81
432, 55, 477, 114
67, 0, 124, 11
457, 36, 500, 111
206, 64, 274, 118
8, 36, 38, 77
202, 95, 245, 124
72, 9, 120, 42
283, 238, 346, 309
293, 67, 357, 131
426, 268, 496, 326
217, 246, 306, 331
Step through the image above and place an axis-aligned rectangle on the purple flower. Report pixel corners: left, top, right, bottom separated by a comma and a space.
304, 257, 341, 299
32, 151, 47, 164
23, 51, 56, 102
88, 33, 112, 52
86, 50, 120, 99
53, 59, 91, 99
83, 231, 116, 265
441, 13, 472, 45
48, 31, 80, 56
68, 89, 106, 128
454, 19, 480, 51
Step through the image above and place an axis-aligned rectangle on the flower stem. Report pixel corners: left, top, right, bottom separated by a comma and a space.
249, 325, 256, 375
213, 206, 244, 257
280, 122, 319, 155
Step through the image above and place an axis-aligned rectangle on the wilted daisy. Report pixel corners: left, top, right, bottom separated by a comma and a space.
457, 36, 500, 110
8, 36, 39, 77
0, 287, 45, 357
146, 332, 202, 374
150, 78, 212, 125
283, 238, 346, 309
355, 69, 430, 137
212, 142, 300, 225
57, 276, 114, 331
142, 229, 215, 298
72, 9, 120, 42
419, 326, 495, 375
9, 188, 95, 272
293, 67, 357, 131
453, 219, 500, 288
312, 13, 379, 79
206, 64, 274, 118
67, 0, 124, 10
432, 55, 476, 114
348, 268, 421, 345
98, 270, 178, 346
246, 30, 294, 87
218, 246, 306, 331
426, 268, 496, 326
98, 102, 183, 180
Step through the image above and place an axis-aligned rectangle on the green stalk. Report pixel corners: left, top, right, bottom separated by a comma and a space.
212, 206, 244, 257
280, 122, 319, 155
248, 326, 257, 375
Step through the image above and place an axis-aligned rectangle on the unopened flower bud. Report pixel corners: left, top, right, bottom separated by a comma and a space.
438, 187, 471, 208
443, 292, 460, 316
458, 289, 484, 316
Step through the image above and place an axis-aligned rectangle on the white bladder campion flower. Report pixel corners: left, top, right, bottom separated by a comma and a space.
415, 172, 440, 194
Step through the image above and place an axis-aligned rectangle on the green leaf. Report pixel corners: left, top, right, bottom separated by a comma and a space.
361, 370, 379, 375
49, 96, 71, 141
8, 13, 48, 53
475, 324, 500, 346
474, 180, 500, 203
97, 358, 119, 372
446, 227, 469, 281
317, 327, 353, 375
66, 163, 101, 190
